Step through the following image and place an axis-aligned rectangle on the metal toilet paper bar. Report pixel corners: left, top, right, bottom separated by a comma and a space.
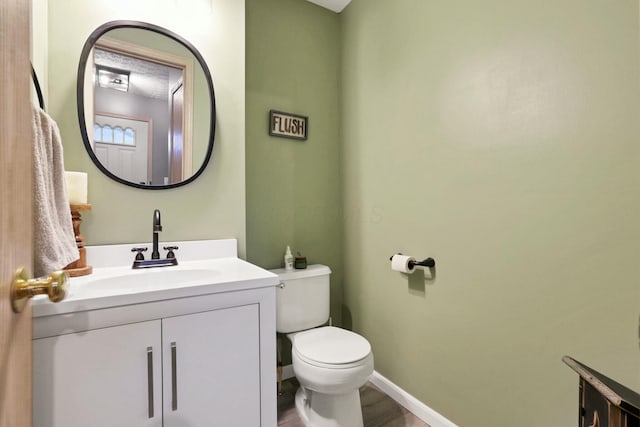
389, 253, 435, 269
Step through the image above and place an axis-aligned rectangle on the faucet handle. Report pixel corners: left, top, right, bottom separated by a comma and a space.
164, 246, 179, 259
131, 247, 148, 261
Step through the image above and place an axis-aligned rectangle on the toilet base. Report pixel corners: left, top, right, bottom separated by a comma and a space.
294, 386, 364, 427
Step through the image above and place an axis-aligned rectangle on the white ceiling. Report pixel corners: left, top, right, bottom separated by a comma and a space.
305, 0, 351, 13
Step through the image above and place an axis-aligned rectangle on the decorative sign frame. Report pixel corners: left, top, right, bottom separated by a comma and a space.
269, 110, 308, 141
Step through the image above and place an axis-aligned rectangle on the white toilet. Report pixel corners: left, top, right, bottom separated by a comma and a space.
271, 264, 374, 427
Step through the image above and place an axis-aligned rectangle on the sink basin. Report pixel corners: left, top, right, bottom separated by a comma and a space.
31, 240, 280, 318
71, 268, 219, 296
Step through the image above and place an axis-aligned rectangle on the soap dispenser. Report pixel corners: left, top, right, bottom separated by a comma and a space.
284, 246, 294, 271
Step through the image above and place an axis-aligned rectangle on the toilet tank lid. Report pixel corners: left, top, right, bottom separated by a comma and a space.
269, 264, 331, 280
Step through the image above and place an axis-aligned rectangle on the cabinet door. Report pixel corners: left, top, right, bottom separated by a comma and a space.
33, 320, 162, 427
162, 304, 261, 427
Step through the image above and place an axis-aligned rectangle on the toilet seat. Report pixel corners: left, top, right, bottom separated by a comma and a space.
292, 326, 371, 369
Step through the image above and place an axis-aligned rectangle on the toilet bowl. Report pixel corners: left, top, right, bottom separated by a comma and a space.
271, 265, 374, 427
290, 327, 374, 427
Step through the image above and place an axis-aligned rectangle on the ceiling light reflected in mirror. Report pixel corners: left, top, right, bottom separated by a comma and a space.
96, 65, 129, 92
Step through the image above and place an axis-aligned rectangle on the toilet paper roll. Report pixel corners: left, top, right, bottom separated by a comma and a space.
391, 254, 416, 274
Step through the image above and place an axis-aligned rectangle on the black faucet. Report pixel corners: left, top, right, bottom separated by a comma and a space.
152, 209, 162, 259
131, 209, 178, 269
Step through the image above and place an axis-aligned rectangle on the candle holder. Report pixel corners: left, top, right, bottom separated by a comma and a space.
64, 203, 93, 277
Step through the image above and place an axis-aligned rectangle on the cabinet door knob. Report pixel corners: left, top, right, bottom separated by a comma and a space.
10, 267, 69, 313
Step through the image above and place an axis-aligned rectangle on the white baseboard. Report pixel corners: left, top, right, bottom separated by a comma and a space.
281, 365, 457, 427
369, 371, 458, 427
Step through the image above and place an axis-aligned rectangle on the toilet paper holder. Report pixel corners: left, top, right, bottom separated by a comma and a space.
389, 253, 435, 269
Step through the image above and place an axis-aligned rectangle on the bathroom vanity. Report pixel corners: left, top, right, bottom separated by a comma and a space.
32, 239, 278, 427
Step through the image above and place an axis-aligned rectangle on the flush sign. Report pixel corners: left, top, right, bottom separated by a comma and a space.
269, 110, 308, 141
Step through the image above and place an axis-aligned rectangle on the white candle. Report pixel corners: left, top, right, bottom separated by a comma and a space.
65, 171, 88, 204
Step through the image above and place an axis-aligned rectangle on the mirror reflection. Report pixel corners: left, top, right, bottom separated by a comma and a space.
78, 21, 215, 189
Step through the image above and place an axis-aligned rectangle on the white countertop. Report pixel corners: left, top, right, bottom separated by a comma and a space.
32, 239, 278, 318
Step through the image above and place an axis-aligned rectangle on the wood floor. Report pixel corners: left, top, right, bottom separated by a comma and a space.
277, 378, 431, 427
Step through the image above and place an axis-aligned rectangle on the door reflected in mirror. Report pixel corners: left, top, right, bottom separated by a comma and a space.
78, 21, 215, 189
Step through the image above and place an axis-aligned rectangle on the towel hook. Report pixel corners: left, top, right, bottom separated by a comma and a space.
31, 63, 46, 111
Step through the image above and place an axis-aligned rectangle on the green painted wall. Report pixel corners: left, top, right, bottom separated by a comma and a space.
245, 0, 343, 324
341, 0, 640, 426
44, 0, 247, 254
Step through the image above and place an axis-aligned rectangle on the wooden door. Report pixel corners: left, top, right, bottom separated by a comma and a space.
0, 0, 33, 426
169, 80, 184, 184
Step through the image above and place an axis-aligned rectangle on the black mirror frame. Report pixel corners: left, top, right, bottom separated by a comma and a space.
77, 20, 216, 190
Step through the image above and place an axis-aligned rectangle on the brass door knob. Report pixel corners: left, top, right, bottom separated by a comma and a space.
10, 267, 69, 313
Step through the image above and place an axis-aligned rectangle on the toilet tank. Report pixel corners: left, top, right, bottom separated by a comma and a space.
270, 264, 331, 333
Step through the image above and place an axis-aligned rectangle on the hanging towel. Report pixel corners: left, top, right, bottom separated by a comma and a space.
32, 104, 79, 277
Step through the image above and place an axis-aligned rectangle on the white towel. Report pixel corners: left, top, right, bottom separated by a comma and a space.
32, 105, 79, 277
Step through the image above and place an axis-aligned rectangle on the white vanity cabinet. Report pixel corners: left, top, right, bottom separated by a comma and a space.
34, 320, 162, 427
32, 258, 277, 427
161, 304, 261, 427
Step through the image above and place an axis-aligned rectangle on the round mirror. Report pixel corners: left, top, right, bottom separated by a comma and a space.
77, 21, 215, 189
